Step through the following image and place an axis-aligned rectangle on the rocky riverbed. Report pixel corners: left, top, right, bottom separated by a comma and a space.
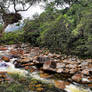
0, 44, 91, 92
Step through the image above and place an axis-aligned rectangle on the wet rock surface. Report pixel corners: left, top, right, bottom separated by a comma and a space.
0, 44, 91, 92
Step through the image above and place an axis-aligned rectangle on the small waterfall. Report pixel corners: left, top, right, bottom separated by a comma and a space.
0, 61, 28, 76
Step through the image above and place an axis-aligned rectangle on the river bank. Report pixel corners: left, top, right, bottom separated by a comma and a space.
0, 44, 91, 92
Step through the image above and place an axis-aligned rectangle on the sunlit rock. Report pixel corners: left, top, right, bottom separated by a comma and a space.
54, 80, 70, 89
72, 74, 82, 82
65, 84, 91, 92
0, 47, 8, 51
1, 56, 10, 62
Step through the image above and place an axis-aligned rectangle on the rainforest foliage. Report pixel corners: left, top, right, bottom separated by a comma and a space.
0, 0, 92, 58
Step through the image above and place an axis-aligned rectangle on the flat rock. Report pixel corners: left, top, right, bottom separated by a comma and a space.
43, 61, 51, 70
19, 57, 32, 63
72, 74, 82, 82
1, 56, 10, 62
81, 69, 90, 75
0, 47, 8, 51
37, 55, 50, 63
40, 72, 52, 78
56, 63, 65, 68
69, 68, 78, 74
54, 80, 70, 89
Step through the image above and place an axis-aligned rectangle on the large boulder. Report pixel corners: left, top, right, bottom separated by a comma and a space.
72, 74, 82, 82
30, 48, 40, 57
0, 47, 8, 51
43, 61, 56, 72
13, 57, 33, 68
1, 56, 10, 62
36, 55, 50, 64
54, 80, 70, 89
10, 49, 24, 57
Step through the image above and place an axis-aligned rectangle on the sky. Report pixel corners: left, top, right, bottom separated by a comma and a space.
9, 2, 45, 19
5, 2, 69, 32
5, 2, 45, 32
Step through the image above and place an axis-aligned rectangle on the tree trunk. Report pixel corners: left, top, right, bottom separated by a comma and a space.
0, 23, 8, 37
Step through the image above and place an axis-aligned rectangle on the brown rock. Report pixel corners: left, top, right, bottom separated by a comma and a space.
17, 49, 24, 55
40, 73, 52, 78
68, 64, 77, 69
45, 51, 49, 55
72, 74, 82, 82
36, 88, 43, 91
30, 68, 36, 73
50, 61, 57, 68
81, 69, 89, 75
10, 49, 24, 56
22, 63, 34, 66
30, 48, 40, 57
43, 61, 51, 70
20, 57, 32, 63
85, 59, 92, 63
10, 49, 18, 56
0, 79, 2, 82
70, 68, 78, 74
1, 74, 6, 78
54, 80, 70, 89
88, 84, 92, 88
56, 68, 64, 73
5, 78, 10, 81
56, 63, 65, 68
64, 68, 69, 73
88, 64, 92, 68
2, 56, 10, 62
43, 60, 57, 72
0, 47, 8, 51
37, 55, 50, 63
48, 53, 54, 58
0, 72, 7, 74
24, 66, 30, 70
88, 77, 92, 81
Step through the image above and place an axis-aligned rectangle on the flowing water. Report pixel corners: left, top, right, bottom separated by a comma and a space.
0, 46, 91, 92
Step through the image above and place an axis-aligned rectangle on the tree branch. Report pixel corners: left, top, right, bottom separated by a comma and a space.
0, 4, 6, 14
13, 0, 17, 12
16, 5, 32, 12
